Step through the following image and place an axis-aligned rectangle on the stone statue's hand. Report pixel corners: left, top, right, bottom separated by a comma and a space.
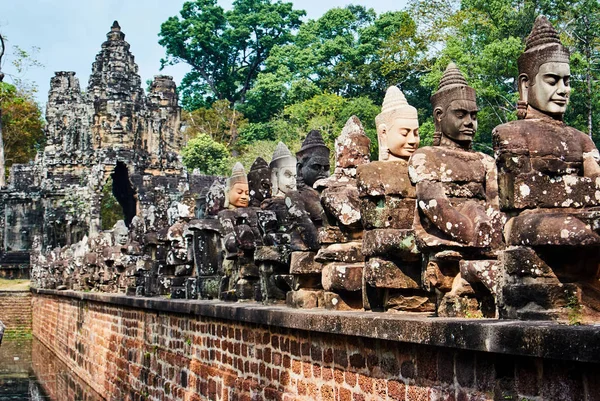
583, 151, 600, 179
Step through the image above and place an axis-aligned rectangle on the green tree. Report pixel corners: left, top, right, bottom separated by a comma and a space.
159, 0, 305, 111
182, 133, 231, 175
0, 83, 44, 166
183, 99, 248, 148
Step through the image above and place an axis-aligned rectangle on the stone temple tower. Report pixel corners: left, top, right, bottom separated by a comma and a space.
0, 21, 187, 266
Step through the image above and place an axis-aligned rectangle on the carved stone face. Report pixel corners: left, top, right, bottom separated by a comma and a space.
114, 228, 128, 246
276, 165, 297, 194
300, 157, 330, 187
526, 62, 571, 116
385, 117, 420, 159
228, 183, 249, 208
437, 99, 478, 145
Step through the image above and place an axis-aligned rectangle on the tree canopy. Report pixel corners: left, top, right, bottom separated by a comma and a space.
159, 0, 305, 111
163, 0, 600, 171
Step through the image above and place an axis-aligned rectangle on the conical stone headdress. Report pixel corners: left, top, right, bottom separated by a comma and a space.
518, 16, 569, 77
270, 142, 296, 169
250, 157, 269, 172
296, 130, 330, 160
375, 86, 418, 126
227, 162, 248, 187
430, 63, 476, 111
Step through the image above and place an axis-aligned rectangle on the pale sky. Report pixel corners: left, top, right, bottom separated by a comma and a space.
1, 0, 403, 108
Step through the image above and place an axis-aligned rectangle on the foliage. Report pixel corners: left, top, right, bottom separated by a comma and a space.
0, 82, 44, 167
182, 133, 231, 175
100, 177, 124, 230
182, 99, 248, 148
230, 139, 300, 171
159, 0, 305, 111
243, 6, 431, 122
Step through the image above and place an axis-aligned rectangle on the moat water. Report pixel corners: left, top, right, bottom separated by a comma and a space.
0, 338, 102, 401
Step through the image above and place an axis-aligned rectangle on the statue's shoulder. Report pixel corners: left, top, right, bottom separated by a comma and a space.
492, 120, 531, 152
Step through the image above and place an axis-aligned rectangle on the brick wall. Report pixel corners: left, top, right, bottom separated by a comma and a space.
32, 291, 600, 401
0, 291, 32, 333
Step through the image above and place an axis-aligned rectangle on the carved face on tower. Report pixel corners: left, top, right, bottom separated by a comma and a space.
112, 220, 128, 246
517, 16, 571, 120
431, 63, 478, 149
376, 87, 420, 161
296, 130, 330, 188
226, 163, 249, 208
270, 142, 297, 196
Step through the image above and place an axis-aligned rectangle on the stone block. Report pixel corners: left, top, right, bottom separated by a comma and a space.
364, 258, 420, 289
315, 242, 364, 263
506, 211, 600, 246
362, 229, 419, 260
186, 278, 198, 299
286, 289, 324, 309
409, 147, 486, 184
499, 172, 600, 210
459, 259, 500, 295
254, 246, 290, 264
502, 283, 579, 311
170, 286, 186, 299
360, 196, 415, 229
424, 259, 457, 292
356, 160, 415, 198
321, 184, 362, 227
318, 226, 362, 244
386, 290, 436, 312
500, 247, 557, 280
290, 252, 323, 274
322, 291, 363, 311
321, 263, 363, 292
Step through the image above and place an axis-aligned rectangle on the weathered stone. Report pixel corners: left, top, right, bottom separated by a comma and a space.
506, 211, 600, 246
318, 226, 362, 244
322, 291, 363, 311
500, 247, 557, 280
364, 258, 420, 289
498, 172, 600, 210
386, 292, 436, 313
361, 229, 419, 260
320, 184, 362, 227
286, 289, 324, 309
360, 196, 415, 229
321, 263, 363, 292
197, 276, 221, 299
356, 160, 415, 198
315, 242, 364, 263
459, 260, 500, 296
334, 116, 370, 170
290, 252, 323, 274
424, 259, 457, 292
254, 246, 290, 264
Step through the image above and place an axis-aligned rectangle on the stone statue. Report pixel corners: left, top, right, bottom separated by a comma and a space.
296, 130, 330, 189
270, 142, 297, 198
247, 157, 272, 207
493, 16, 600, 321
409, 63, 503, 317
376, 86, 420, 161
225, 162, 249, 209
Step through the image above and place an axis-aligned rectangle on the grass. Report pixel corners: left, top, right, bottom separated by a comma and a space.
0, 278, 30, 291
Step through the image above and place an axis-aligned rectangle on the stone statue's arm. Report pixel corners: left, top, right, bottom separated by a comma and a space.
581, 134, 600, 178
481, 154, 500, 209
415, 180, 475, 244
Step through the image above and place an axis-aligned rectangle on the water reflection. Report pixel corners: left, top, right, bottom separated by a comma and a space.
0, 338, 103, 401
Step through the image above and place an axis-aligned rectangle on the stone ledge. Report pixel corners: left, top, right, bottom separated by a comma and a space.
32, 288, 600, 363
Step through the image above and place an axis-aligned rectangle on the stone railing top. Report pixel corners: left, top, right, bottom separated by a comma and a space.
33, 288, 600, 364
